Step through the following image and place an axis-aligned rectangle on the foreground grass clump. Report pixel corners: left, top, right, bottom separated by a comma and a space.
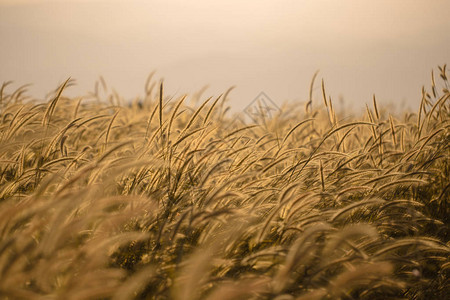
0, 67, 448, 299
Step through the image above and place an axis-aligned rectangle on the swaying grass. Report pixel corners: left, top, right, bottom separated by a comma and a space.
0, 66, 448, 299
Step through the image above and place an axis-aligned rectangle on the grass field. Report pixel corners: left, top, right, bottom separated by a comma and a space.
0, 66, 448, 299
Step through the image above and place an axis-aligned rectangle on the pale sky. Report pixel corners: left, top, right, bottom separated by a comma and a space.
1, 0, 449, 112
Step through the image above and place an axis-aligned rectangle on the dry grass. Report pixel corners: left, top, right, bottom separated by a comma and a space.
0, 66, 448, 299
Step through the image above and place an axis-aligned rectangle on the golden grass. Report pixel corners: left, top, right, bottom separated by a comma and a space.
0, 66, 448, 299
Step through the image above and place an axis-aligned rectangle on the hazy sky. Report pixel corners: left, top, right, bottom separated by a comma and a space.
1, 0, 449, 112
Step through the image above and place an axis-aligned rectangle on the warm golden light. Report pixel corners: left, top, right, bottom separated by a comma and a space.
1, 2, 449, 299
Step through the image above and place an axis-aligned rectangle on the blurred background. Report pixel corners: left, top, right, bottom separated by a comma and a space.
1, 0, 449, 113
